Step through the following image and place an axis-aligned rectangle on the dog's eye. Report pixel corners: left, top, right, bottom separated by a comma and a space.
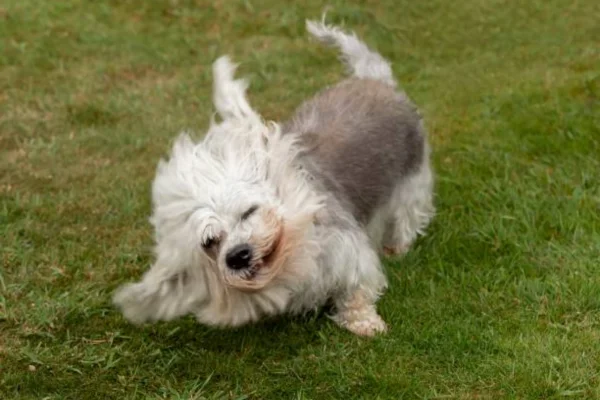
241, 205, 259, 221
202, 237, 219, 249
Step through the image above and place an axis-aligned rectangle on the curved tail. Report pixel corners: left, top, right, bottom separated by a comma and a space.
306, 19, 396, 87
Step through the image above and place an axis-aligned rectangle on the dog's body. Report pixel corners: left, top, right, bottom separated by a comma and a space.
113, 20, 434, 336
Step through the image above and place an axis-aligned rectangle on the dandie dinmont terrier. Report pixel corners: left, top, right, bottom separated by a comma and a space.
113, 20, 434, 336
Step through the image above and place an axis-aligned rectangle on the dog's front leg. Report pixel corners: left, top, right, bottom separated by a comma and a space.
332, 288, 388, 337
325, 227, 388, 337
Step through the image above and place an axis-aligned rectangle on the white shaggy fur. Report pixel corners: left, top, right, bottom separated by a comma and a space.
113, 19, 434, 336
306, 19, 396, 87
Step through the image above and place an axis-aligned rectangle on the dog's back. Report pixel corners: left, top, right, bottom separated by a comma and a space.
283, 22, 427, 223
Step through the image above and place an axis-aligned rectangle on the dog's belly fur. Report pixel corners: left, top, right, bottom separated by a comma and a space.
284, 78, 425, 224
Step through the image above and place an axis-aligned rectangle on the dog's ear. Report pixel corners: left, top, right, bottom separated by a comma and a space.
212, 56, 260, 123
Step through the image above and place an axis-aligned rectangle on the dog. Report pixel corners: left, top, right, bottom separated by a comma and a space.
112, 19, 434, 336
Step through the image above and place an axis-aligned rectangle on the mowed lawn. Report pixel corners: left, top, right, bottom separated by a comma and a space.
1, 0, 599, 398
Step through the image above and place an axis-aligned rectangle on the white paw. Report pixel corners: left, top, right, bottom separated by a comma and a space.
113, 283, 150, 325
383, 242, 411, 257
341, 314, 388, 337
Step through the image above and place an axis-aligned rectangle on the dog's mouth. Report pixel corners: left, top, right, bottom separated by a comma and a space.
225, 227, 284, 288
241, 230, 283, 280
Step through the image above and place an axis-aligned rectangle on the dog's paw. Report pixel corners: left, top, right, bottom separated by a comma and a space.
339, 313, 388, 337
113, 283, 151, 325
383, 243, 411, 257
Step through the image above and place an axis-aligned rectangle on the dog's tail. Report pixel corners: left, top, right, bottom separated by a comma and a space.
306, 19, 396, 87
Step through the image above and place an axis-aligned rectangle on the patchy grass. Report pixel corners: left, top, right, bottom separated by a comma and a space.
1, 0, 599, 398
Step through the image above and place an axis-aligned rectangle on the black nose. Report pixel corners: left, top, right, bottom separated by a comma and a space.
225, 244, 253, 270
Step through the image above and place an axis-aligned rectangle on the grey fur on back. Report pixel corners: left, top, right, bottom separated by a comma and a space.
283, 78, 425, 224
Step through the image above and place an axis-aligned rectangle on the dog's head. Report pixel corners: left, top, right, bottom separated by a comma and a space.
150, 57, 323, 293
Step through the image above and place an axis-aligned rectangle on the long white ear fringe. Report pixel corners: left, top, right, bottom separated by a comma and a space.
212, 56, 259, 122
113, 269, 204, 325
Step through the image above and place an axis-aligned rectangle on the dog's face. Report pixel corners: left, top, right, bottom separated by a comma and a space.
148, 56, 322, 297
194, 180, 288, 291
150, 134, 294, 292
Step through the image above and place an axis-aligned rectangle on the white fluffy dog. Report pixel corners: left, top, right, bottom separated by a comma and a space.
113, 20, 434, 336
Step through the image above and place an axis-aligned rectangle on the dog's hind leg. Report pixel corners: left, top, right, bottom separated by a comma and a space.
384, 155, 435, 256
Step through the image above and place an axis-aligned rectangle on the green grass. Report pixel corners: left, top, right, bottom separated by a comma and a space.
1, 0, 599, 398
